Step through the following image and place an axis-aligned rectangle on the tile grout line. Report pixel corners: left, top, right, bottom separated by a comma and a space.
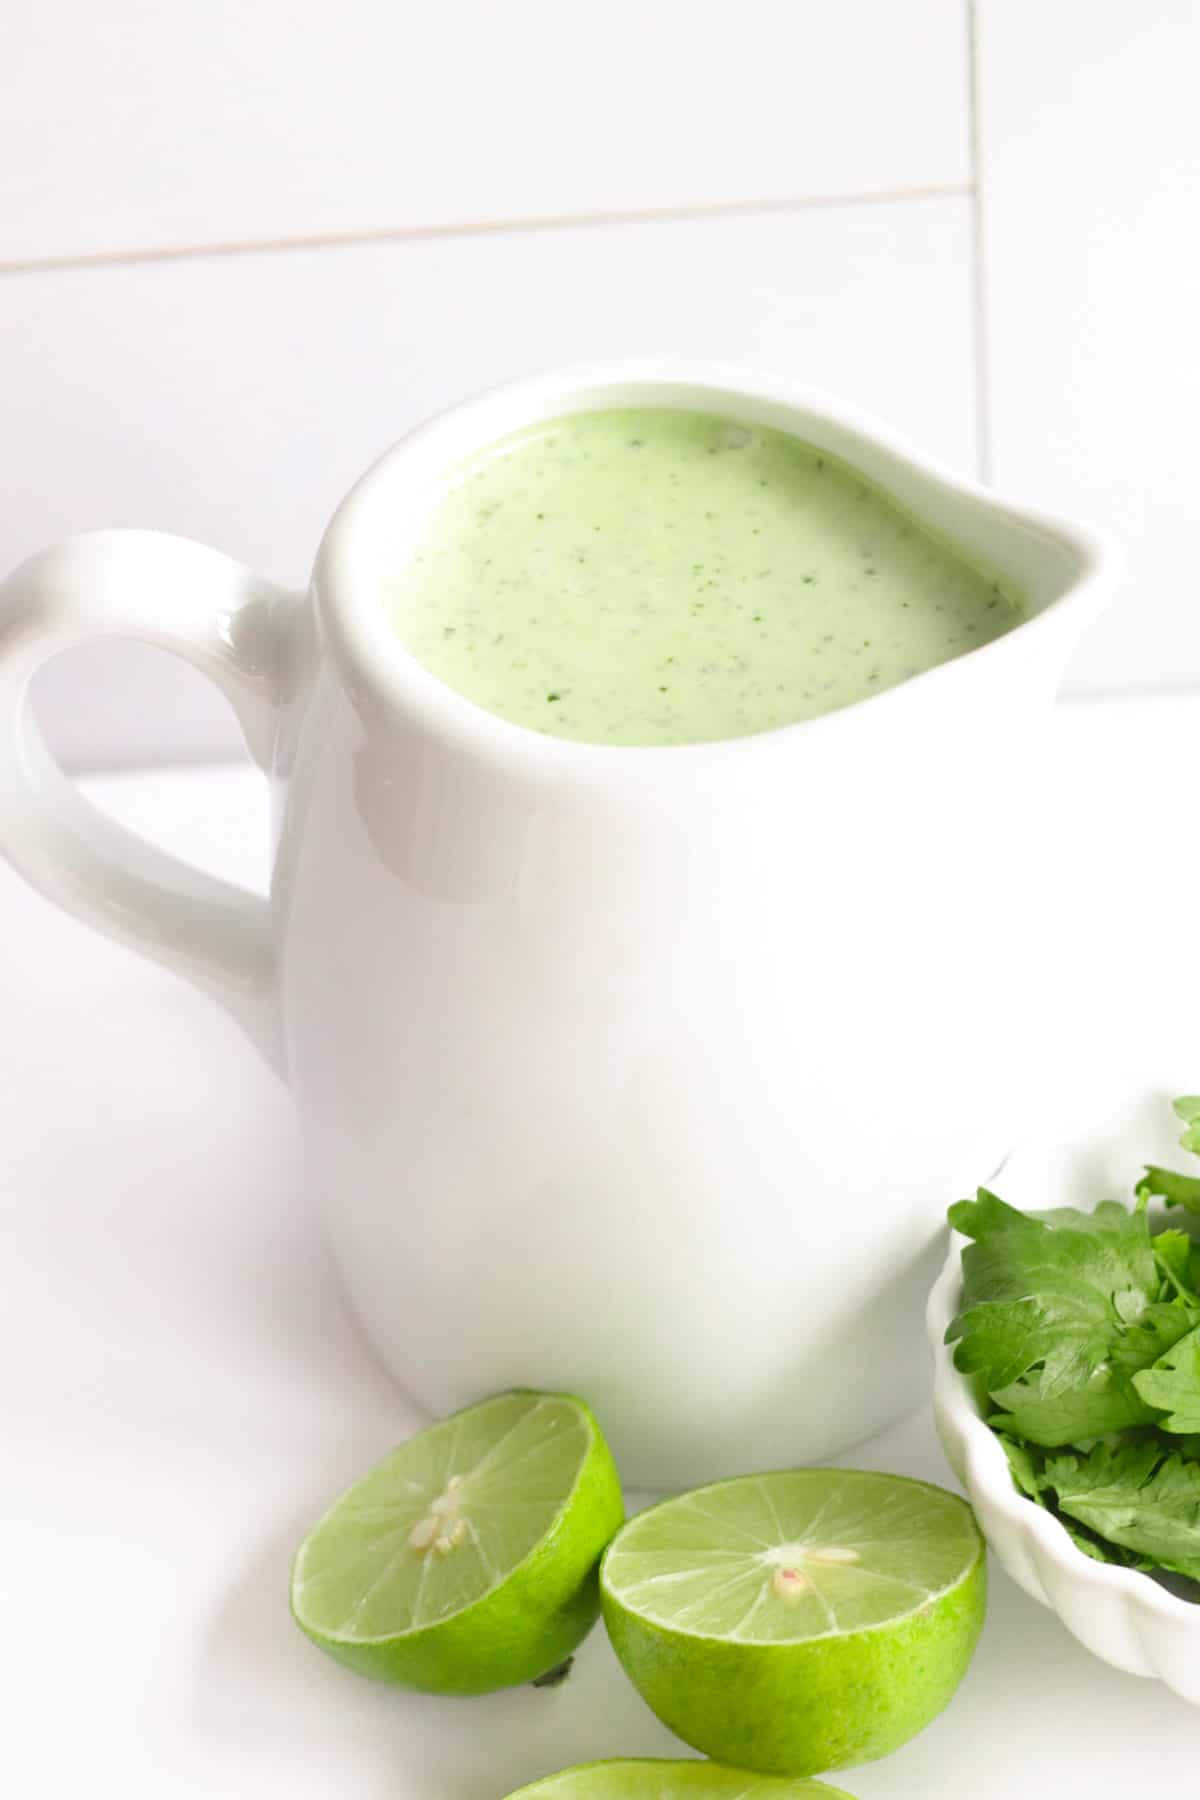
966, 0, 994, 485
0, 183, 971, 280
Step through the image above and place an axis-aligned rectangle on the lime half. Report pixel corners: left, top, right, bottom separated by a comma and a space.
291, 1390, 624, 1693
601, 1469, 985, 1774
505, 1761, 855, 1799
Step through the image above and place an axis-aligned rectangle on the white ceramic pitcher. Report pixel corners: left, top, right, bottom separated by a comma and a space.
0, 363, 1110, 1486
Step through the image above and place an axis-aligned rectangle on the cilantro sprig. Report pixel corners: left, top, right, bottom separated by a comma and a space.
947, 1097, 1200, 1590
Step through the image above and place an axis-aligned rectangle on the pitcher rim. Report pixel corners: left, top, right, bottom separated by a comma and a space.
313, 358, 1116, 781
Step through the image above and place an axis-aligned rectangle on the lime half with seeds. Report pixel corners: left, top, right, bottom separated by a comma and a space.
601, 1469, 985, 1775
291, 1390, 624, 1693
505, 1761, 856, 1799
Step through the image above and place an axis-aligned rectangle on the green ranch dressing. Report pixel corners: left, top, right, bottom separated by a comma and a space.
387, 408, 1023, 746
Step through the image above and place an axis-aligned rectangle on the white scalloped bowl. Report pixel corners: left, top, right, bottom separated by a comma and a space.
926, 1079, 1200, 1705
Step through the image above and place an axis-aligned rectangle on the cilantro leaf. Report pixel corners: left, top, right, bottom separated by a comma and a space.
1136, 1096, 1200, 1212
1057, 1517, 1130, 1564
995, 1435, 1152, 1567
1137, 1165, 1200, 1213
995, 1431, 1046, 1503
1133, 1325, 1200, 1433
1040, 1440, 1200, 1582
1151, 1227, 1196, 1297
1034, 1200, 1143, 1235
1174, 1095, 1200, 1155
1056, 1509, 1152, 1567
987, 1369, 1161, 1448
947, 1189, 1196, 1445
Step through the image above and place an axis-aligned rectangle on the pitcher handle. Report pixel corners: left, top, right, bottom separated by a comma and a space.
0, 530, 289, 1076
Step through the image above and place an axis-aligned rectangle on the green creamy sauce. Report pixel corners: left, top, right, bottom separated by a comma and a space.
387, 407, 1024, 746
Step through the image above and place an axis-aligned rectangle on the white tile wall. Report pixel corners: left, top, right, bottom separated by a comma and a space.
977, 1, 1200, 692
11, 197, 979, 765
4, 0, 1198, 766
5, 1, 969, 265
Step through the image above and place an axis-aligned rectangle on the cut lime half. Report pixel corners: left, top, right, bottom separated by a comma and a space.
601, 1469, 985, 1774
291, 1390, 623, 1693
505, 1761, 856, 1799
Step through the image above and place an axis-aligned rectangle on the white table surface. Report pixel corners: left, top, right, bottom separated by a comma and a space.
4, 695, 1200, 1797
